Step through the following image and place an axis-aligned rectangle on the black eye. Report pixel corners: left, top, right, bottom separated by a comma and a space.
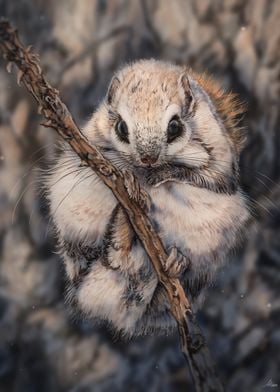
167, 116, 183, 143
115, 119, 129, 143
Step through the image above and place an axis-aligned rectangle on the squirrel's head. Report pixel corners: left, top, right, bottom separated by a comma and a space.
85, 60, 245, 192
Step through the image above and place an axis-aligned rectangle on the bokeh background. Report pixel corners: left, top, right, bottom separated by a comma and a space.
0, 1, 280, 391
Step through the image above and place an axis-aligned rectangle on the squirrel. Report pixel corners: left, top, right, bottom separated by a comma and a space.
46, 59, 249, 336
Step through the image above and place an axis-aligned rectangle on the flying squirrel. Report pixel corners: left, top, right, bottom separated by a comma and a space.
46, 59, 249, 336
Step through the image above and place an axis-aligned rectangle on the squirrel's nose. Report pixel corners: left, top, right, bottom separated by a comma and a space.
140, 153, 159, 165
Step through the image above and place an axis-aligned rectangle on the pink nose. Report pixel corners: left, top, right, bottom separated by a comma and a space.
140, 154, 158, 165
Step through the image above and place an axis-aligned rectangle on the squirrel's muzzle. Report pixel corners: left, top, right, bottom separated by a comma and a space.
139, 152, 159, 166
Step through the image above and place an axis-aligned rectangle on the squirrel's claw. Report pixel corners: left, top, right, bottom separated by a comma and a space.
164, 246, 191, 278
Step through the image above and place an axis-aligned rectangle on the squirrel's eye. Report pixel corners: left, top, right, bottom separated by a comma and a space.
115, 119, 129, 143
167, 116, 183, 143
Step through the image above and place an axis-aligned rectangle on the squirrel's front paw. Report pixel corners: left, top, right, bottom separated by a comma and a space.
123, 170, 151, 211
164, 246, 191, 278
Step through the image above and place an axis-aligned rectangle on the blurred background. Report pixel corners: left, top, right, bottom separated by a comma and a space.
0, 0, 280, 391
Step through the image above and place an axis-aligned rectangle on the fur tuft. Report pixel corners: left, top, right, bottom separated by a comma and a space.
194, 71, 247, 153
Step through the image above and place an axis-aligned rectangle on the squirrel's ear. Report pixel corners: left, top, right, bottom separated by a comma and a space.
178, 71, 195, 116
106, 76, 121, 105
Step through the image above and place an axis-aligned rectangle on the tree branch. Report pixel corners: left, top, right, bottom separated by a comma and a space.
54, 23, 131, 84
0, 20, 223, 392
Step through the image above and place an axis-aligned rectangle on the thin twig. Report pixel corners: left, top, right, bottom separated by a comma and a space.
54, 24, 131, 84
0, 19, 224, 392
139, 0, 162, 47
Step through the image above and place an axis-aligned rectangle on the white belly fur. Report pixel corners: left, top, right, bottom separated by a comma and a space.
150, 182, 248, 263
49, 161, 248, 265
48, 160, 248, 333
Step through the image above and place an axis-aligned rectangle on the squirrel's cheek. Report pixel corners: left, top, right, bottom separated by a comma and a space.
183, 144, 210, 168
